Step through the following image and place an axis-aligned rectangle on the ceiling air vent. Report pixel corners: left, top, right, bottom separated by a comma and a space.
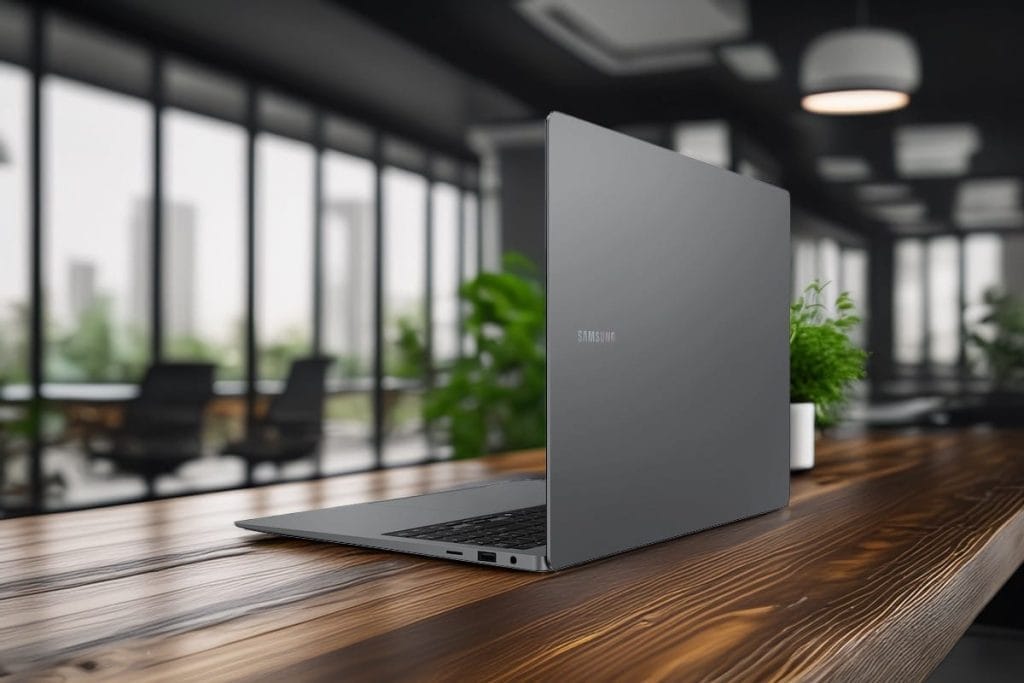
517, 0, 749, 75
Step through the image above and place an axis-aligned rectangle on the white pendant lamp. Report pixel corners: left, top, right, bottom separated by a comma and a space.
800, 27, 920, 115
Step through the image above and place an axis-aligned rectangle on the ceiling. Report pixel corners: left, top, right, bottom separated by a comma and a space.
49, 0, 529, 159
338, 0, 1024, 238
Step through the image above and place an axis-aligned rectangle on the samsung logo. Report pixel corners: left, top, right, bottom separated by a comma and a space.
577, 329, 616, 344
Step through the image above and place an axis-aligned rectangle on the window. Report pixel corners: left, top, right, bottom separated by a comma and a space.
255, 133, 314, 381
431, 182, 460, 366
382, 166, 427, 465
818, 238, 841, 293
927, 237, 960, 366
462, 191, 479, 282
162, 108, 246, 379
792, 238, 817, 297
320, 149, 376, 474
841, 248, 868, 347
44, 76, 152, 381
964, 234, 1003, 368
321, 150, 375, 379
462, 191, 480, 354
0, 62, 29, 384
894, 239, 925, 366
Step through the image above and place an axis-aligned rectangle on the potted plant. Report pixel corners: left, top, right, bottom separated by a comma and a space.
968, 288, 1024, 392
411, 252, 546, 459
789, 280, 867, 470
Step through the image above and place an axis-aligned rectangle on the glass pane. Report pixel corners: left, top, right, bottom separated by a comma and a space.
255, 133, 314, 381
792, 238, 817, 297
431, 182, 459, 366
382, 166, 427, 465
0, 61, 29, 513
462, 191, 480, 355
462, 191, 479, 283
964, 234, 1003, 369
818, 238, 841, 290
163, 108, 246, 380
44, 76, 151, 382
0, 62, 29, 385
320, 149, 376, 474
894, 239, 925, 365
322, 150, 375, 379
841, 249, 868, 347
928, 237, 960, 366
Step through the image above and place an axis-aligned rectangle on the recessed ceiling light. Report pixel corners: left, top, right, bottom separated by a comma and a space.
517, 0, 746, 75
857, 183, 911, 202
719, 43, 780, 81
817, 156, 871, 182
895, 124, 981, 178
800, 28, 919, 115
956, 207, 1024, 230
956, 178, 1021, 211
871, 201, 926, 223
892, 222, 943, 236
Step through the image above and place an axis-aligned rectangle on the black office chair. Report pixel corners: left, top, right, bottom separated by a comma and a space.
222, 357, 332, 486
87, 363, 215, 498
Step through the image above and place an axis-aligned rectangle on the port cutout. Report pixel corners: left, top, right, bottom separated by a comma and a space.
477, 551, 497, 563
446, 550, 463, 556
510, 556, 517, 565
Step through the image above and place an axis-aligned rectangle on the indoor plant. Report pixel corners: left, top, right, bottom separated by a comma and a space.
789, 280, 867, 470
421, 252, 545, 459
968, 288, 1024, 391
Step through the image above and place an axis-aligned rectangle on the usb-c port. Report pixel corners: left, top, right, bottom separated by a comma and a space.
446, 550, 463, 556
477, 551, 497, 563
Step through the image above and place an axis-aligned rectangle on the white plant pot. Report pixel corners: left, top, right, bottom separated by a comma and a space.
790, 402, 816, 471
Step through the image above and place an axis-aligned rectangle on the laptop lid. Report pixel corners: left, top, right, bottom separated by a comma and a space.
545, 113, 790, 570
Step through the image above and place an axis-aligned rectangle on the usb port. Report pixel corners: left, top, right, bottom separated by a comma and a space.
477, 551, 497, 563
446, 550, 463, 556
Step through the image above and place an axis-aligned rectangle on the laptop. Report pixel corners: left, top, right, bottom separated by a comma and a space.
236, 112, 790, 572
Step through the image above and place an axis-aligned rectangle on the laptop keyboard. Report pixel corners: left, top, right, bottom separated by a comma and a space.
384, 505, 546, 550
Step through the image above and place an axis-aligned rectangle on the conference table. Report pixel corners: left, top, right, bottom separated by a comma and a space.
2, 429, 1023, 680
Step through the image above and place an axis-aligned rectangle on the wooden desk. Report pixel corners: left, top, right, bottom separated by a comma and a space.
2, 430, 1024, 681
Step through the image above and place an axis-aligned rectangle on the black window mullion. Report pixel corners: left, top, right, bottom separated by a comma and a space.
424, 157, 434, 392
371, 134, 384, 469
476, 191, 484, 275
244, 85, 258, 437
957, 234, 968, 377
456, 179, 466, 358
312, 111, 324, 355
920, 238, 931, 375
151, 48, 164, 364
28, 2, 45, 513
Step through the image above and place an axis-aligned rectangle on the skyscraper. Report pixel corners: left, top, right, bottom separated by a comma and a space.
68, 259, 98, 323
130, 198, 198, 340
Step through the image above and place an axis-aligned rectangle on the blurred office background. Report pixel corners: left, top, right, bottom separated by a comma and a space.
1, 0, 1023, 518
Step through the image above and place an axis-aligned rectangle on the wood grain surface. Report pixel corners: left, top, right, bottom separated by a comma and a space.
2, 430, 1024, 681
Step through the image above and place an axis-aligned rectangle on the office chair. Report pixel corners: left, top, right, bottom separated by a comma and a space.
87, 362, 215, 498
222, 357, 332, 486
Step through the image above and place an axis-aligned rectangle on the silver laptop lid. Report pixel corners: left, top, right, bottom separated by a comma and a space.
545, 113, 790, 570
